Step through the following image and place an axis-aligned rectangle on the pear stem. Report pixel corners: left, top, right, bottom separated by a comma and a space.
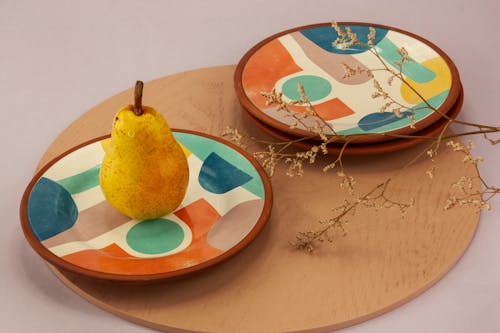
133, 80, 144, 116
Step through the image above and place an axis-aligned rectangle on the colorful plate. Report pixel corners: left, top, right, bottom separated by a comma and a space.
20, 130, 273, 283
235, 22, 461, 143
243, 84, 463, 155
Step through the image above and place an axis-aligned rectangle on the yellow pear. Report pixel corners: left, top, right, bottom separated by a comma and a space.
99, 81, 189, 220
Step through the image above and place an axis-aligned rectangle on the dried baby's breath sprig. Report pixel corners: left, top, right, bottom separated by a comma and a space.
253, 144, 278, 177
407, 114, 417, 129
331, 22, 359, 50
246, 137, 326, 178
331, 21, 347, 48
344, 26, 359, 49
226, 88, 332, 178
222, 125, 323, 177
371, 79, 418, 121
291, 179, 414, 252
284, 145, 321, 177
230, 23, 499, 253
387, 74, 396, 86
257, 82, 363, 186
260, 84, 335, 137
393, 47, 411, 74
443, 140, 499, 211
367, 26, 376, 45
221, 126, 248, 149
261, 88, 287, 110
426, 166, 436, 179
284, 158, 303, 177
297, 83, 338, 136
332, 22, 499, 137
341, 63, 357, 78
392, 108, 403, 118
358, 181, 415, 216
342, 63, 374, 79
338, 171, 356, 196
397, 47, 409, 62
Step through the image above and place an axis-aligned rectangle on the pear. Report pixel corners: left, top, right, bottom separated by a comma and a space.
99, 81, 189, 220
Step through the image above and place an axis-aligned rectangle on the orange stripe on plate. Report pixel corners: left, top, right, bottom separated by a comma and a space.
61, 199, 225, 275
288, 97, 354, 121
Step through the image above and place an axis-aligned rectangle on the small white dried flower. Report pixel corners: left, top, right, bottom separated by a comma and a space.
331, 21, 346, 38
397, 47, 410, 62
426, 166, 435, 179
319, 142, 328, 155
342, 63, 357, 78
373, 79, 383, 92
380, 101, 392, 113
367, 27, 376, 46
316, 132, 327, 143
387, 75, 395, 86
323, 162, 336, 172
221, 126, 247, 148
345, 26, 358, 45
393, 108, 403, 118
407, 114, 417, 129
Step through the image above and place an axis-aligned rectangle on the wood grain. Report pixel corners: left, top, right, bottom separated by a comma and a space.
37, 65, 480, 332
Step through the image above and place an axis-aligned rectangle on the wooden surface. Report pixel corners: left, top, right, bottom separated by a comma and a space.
38, 65, 481, 333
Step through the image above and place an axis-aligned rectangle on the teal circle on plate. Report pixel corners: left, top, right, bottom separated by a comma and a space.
126, 218, 185, 254
282, 75, 332, 102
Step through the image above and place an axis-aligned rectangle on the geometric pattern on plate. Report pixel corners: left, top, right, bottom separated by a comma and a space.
242, 24, 452, 135
27, 132, 266, 275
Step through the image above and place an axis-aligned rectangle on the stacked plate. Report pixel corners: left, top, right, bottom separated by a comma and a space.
234, 22, 462, 155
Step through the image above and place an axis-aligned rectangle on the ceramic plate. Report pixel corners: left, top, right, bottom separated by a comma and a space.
235, 22, 460, 143
20, 130, 273, 283
243, 84, 463, 155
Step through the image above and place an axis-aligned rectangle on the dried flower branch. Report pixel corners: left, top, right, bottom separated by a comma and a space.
226, 22, 499, 252
331, 22, 500, 136
222, 125, 325, 177
291, 179, 414, 252
444, 140, 499, 211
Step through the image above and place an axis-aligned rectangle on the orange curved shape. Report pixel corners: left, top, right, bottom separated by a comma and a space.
287, 98, 354, 121
242, 38, 302, 108
62, 199, 224, 275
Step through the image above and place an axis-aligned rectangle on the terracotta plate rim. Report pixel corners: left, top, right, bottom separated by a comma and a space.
243, 83, 463, 156
19, 129, 273, 283
234, 21, 461, 143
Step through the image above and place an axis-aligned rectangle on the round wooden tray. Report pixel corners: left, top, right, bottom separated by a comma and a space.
36, 65, 480, 333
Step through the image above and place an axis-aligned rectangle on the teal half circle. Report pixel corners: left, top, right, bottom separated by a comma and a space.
126, 218, 185, 255
27, 177, 78, 241
282, 75, 332, 102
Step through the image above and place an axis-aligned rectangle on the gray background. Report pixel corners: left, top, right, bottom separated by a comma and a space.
2, 0, 499, 332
